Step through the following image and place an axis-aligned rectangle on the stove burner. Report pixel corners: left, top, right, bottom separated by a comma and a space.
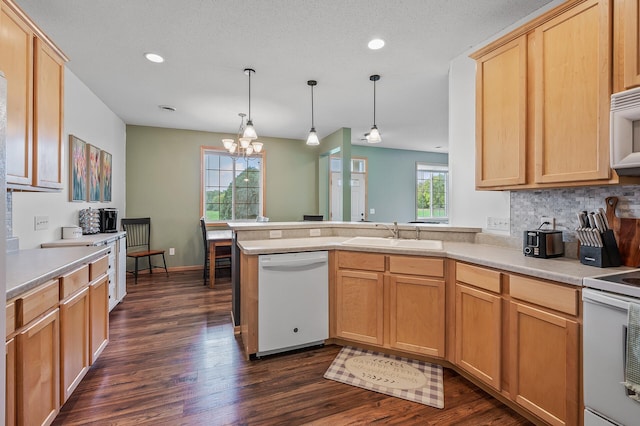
622, 277, 640, 286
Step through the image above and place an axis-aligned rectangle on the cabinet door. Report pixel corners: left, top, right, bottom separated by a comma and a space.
388, 275, 445, 357
455, 283, 502, 391
90, 276, 109, 364
60, 287, 89, 404
336, 270, 383, 345
510, 302, 579, 426
0, 2, 33, 186
16, 308, 59, 426
116, 237, 127, 304
534, 0, 611, 183
623, 0, 640, 89
33, 37, 64, 189
475, 36, 527, 188
6, 338, 16, 426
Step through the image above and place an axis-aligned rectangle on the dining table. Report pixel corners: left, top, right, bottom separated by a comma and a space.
207, 229, 233, 288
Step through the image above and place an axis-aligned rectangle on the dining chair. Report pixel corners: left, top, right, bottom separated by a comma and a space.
121, 217, 168, 283
201, 217, 232, 286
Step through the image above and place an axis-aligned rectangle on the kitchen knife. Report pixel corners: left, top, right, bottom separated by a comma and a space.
593, 213, 606, 233
592, 229, 603, 247
598, 207, 610, 230
587, 213, 598, 230
577, 212, 586, 228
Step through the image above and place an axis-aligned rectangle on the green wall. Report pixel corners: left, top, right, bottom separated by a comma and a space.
126, 125, 317, 268
351, 145, 448, 223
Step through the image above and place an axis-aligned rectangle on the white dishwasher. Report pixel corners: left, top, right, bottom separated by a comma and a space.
258, 251, 328, 356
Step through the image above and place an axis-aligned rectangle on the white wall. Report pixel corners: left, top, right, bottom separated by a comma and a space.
448, 55, 510, 232
447, 0, 565, 234
12, 69, 126, 248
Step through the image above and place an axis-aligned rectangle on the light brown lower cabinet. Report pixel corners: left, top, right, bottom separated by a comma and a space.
455, 283, 502, 391
509, 301, 579, 426
6, 337, 16, 426
89, 275, 109, 364
335, 269, 384, 345
388, 275, 445, 357
59, 286, 90, 404
16, 308, 60, 426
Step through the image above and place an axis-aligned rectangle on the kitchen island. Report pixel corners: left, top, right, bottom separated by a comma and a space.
230, 221, 635, 426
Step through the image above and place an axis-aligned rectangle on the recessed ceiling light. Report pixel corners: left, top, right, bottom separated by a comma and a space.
158, 105, 176, 112
145, 52, 164, 63
368, 39, 385, 50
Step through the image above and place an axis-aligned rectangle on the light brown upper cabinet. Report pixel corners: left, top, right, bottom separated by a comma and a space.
472, 0, 636, 190
0, 0, 67, 191
475, 36, 527, 188
614, 0, 640, 90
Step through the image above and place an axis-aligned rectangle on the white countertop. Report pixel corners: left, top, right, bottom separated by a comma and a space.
7, 246, 111, 300
41, 231, 126, 247
228, 221, 481, 233
237, 237, 635, 286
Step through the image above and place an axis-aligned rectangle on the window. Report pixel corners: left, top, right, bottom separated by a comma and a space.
201, 148, 264, 222
416, 163, 448, 222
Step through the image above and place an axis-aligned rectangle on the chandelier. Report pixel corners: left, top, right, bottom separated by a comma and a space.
222, 113, 263, 156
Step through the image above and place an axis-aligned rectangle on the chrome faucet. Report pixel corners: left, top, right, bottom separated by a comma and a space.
376, 221, 399, 238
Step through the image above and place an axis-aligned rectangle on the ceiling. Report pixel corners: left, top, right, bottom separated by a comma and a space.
15, 0, 554, 152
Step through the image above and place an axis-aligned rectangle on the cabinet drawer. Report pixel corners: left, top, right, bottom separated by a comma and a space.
456, 263, 501, 293
337, 251, 385, 271
17, 279, 59, 326
509, 275, 578, 316
6, 301, 16, 336
90, 255, 109, 280
60, 265, 89, 300
389, 256, 444, 277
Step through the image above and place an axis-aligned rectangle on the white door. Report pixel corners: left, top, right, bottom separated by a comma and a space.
330, 172, 342, 221
351, 173, 366, 221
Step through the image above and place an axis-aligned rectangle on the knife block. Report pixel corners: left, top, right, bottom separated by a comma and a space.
579, 229, 622, 268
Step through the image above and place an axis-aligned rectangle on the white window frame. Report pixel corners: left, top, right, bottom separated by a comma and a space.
416, 162, 448, 223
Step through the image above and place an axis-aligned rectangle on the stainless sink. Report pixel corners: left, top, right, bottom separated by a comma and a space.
341, 236, 443, 250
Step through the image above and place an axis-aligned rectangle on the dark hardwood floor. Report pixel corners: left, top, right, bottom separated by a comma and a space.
53, 269, 533, 425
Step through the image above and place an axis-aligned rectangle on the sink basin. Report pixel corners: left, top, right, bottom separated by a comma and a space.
341, 236, 443, 250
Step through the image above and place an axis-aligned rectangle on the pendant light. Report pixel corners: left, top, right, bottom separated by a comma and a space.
242, 68, 258, 140
306, 80, 319, 146
366, 74, 382, 143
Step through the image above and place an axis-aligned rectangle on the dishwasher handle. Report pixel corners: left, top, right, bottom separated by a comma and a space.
260, 256, 327, 271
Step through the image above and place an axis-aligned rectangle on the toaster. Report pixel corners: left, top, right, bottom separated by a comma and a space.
523, 230, 564, 258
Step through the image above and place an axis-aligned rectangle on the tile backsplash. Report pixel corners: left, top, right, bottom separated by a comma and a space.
511, 185, 640, 242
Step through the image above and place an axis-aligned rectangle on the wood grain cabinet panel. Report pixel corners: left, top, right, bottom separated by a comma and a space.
533, 0, 611, 183
388, 275, 445, 357
60, 286, 90, 404
16, 308, 60, 426
0, 0, 33, 186
509, 302, 579, 426
89, 276, 109, 364
455, 283, 502, 391
335, 269, 384, 345
474, 36, 527, 188
6, 338, 16, 426
621, 0, 640, 89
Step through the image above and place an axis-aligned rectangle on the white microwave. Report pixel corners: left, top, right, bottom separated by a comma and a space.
611, 86, 640, 175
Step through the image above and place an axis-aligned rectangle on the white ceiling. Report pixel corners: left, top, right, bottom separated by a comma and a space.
15, 0, 554, 152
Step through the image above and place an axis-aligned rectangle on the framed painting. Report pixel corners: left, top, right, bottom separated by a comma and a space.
87, 144, 101, 202
69, 135, 87, 202
101, 150, 112, 202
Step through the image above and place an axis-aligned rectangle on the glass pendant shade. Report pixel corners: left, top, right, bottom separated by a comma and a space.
229, 143, 237, 153
222, 138, 235, 150
243, 120, 257, 139
245, 145, 254, 155
306, 128, 320, 146
239, 137, 252, 149
252, 141, 263, 153
367, 125, 382, 143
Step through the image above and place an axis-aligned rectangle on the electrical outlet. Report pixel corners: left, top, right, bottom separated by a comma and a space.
34, 216, 49, 230
269, 230, 282, 239
487, 217, 510, 231
370, 208, 375, 214
309, 229, 321, 237
541, 216, 556, 230
169, 248, 175, 255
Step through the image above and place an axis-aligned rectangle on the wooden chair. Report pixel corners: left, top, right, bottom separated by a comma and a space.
200, 217, 232, 286
121, 217, 168, 283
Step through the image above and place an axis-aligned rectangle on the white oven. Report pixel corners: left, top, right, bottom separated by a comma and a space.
583, 272, 640, 425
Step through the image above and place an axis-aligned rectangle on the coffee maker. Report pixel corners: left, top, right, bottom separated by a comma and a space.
99, 208, 118, 233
